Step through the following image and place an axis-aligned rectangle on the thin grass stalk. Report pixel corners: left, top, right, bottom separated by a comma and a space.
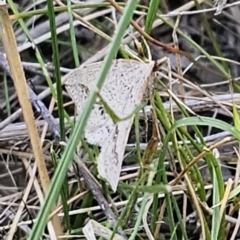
211, 168, 221, 240
144, 0, 160, 34
134, 113, 142, 170
119, 182, 170, 193
3, 72, 10, 116
176, 133, 206, 200
117, 113, 142, 227
207, 153, 226, 240
47, 0, 65, 139
10, 3, 131, 20
67, 0, 80, 67
51, 148, 71, 232
150, 98, 163, 232
128, 161, 158, 240
72, 192, 93, 229
100, 178, 109, 202
178, 147, 206, 197
177, 146, 209, 235
153, 92, 172, 130
152, 94, 177, 239
142, 0, 161, 57
171, 196, 189, 240
161, 172, 178, 240
47, 0, 72, 233
81, 138, 97, 162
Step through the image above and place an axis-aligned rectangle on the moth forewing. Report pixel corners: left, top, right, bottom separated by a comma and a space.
65, 59, 155, 191
97, 120, 133, 191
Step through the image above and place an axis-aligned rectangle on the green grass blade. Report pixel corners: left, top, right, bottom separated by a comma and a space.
211, 168, 220, 240
28, 0, 141, 238
144, 0, 161, 34
67, 0, 80, 67
47, 0, 65, 139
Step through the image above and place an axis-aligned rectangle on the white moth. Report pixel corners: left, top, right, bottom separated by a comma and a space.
65, 59, 155, 191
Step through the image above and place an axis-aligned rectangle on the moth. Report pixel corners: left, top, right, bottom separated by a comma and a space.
65, 59, 155, 191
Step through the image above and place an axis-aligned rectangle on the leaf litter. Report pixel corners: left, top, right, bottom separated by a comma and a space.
1, 1, 240, 239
